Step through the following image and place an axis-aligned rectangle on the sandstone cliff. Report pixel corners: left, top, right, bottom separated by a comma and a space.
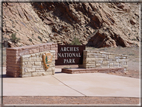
2, 2, 140, 47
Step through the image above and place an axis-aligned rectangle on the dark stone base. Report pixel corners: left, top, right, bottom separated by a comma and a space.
62, 67, 124, 74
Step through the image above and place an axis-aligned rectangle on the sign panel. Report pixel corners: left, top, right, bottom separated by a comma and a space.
55, 45, 85, 65
43, 52, 53, 69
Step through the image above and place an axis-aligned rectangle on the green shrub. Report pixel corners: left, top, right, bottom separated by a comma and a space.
29, 38, 32, 42
38, 36, 42, 41
10, 33, 20, 43
70, 37, 81, 45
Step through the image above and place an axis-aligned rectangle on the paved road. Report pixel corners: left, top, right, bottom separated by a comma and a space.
3, 67, 140, 98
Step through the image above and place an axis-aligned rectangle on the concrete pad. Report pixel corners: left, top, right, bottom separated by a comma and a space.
54, 72, 140, 97
3, 75, 83, 96
3, 67, 83, 96
3, 67, 140, 97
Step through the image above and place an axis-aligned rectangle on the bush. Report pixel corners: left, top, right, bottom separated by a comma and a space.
70, 37, 81, 45
29, 38, 32, 42
10, 33, 20, 43
38, 36, 42, 41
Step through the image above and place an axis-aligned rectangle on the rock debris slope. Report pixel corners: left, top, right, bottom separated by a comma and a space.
2, 2, 140, 47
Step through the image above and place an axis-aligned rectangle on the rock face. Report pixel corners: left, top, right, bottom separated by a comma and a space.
3, 3, 52, 47
2, 2, 140, 47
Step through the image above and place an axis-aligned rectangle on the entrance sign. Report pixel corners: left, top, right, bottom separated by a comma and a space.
55, 45, 85, 65
43, 52, 53, 69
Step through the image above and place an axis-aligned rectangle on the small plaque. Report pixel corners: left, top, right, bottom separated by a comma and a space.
43, 52, 52, 69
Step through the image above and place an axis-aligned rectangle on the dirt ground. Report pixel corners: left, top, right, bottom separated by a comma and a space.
3, 96, 140, 105
2, 46, 141, 105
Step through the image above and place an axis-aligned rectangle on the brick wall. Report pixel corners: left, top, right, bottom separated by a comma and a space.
6, 43, 58, 77
81, 50, 128, 72
21, 50, 55, 77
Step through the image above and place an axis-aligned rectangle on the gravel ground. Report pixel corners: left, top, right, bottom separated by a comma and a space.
3, 96, 140, 105
2, 46, 141, 105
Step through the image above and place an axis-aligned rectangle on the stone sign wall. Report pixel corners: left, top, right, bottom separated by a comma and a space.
21, 50, 55, 77
80, 50, 128, 72
6, 43, 58, 77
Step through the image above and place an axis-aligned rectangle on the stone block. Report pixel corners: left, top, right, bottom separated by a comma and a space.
27, 62, 34, 66
35, 67, 44, 70
32, 72, 47, 76
94, 58, 103, 61
85, 59, 96, 64
113, 63, 120, 67
101, 53, 108, 58
103, 58, 109, 61
27, 68, 35, 72
87, 53, 95, 58
100, 51, 107, 54
44, 45, 50, 50
29, 48, 39, 54
31, 72, 38, 77
115, 55, 122, 59
46, 67, 53, 72
34, 62, 41, 66
45, 72, 53, 75
26, 64, 33, 68
6, 52, 18, 56
116, 59, 120, 62
109, 54, 115, 59
109, 63, 114, 67
108, 58, 115, 61
31, 54, 36, 57
19, 50, 29, 56
22, 68, 28, 73
121, 55, 127, 59
102, 61, 109, 66
119, 61, 127, 66
21, 57, 30, 62
50, 50, 55, 53
7, 62, 20, 67
94, 55, 102, 58
119, 59, 128, 62
39, 47, 44, 52
95, 60, 103, 64
34, 70, 52, 76
85, 66, 92, 69
101, 65, 109, 68
30, 57, 37, 61
84, 65, 96, 68
95, 63, 101, 67
22, 73, 32, 77
22, 54, 31, 58
122, 65, 128, 68
51, 44, 56, 48
7, 67, 20, 72
35, 70, 45, 72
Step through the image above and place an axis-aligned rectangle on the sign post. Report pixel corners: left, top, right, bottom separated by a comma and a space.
55, 45, 85, 65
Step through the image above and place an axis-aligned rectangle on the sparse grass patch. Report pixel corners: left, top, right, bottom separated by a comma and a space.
10, 33, 20, 43
70, 37, 81, 45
